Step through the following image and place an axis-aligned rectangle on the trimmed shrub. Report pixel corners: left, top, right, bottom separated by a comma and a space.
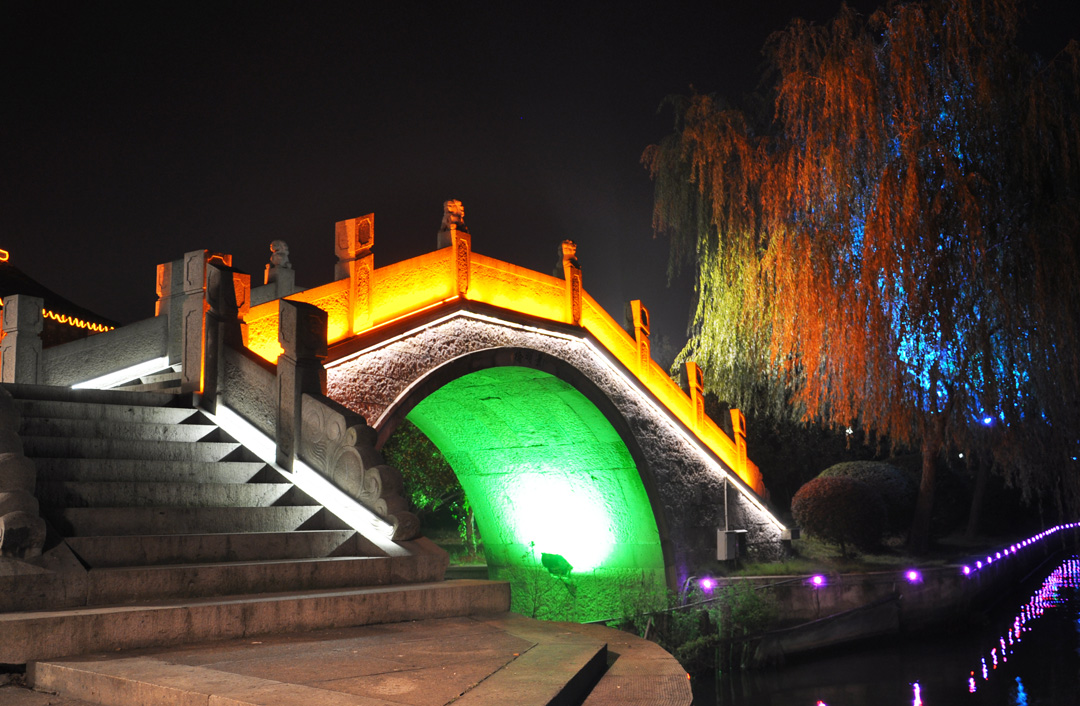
819, 461, 917, 534
791, 476, 885, 554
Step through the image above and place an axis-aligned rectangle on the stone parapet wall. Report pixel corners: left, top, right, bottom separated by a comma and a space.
41, 315, 168, 387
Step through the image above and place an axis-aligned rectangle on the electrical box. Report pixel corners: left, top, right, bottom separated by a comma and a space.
717, 529, 748, 561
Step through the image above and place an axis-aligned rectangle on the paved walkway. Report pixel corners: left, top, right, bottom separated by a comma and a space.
0, 613, 690, 705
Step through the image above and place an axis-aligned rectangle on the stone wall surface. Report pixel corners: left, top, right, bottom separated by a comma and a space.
220, 346, 277, 439
41, 315, 168, 386
326, 314, 785, 583
0, 386, 44, 559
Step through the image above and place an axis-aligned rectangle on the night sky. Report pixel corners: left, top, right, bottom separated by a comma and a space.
3, 1, 1076, 347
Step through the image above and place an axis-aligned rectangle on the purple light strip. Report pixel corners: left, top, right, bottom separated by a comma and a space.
960, 522, 1079, 577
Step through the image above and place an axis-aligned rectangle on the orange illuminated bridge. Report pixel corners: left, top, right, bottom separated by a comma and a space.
238, 212, 779, 619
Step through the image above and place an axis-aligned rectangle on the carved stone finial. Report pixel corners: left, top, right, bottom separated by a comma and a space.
265, 240, 293, 286
437, 200, 468, 249
269, 240, 292, 269
554, 239, 579, 276
442, 200, 467, 232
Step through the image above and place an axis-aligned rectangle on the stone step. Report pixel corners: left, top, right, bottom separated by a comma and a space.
65, 530, 365, 568
22, 614, 692, 706
52, 505, 323, 536
38, 481, 299, 509
1, 382, 180, 408
111, 381, 183, 394
34, 657, 384, 706
14, 398, 203, 425
4, 579, 510, 664
106, 369, 183, 393
22, 436, 247, 462
85, 556, 397, 605
20, 417, 225, 443
452, 640, 608, 706
136, 371, 182, 385
32, 458, 271, 483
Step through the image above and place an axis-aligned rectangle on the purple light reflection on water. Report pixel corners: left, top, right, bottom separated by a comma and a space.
966, 556, 1080, 694
701, 528, 1080, 704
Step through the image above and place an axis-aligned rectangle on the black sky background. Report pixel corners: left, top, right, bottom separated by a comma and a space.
3, 1, 1076, 348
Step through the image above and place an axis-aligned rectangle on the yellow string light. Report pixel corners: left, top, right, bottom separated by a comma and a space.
41, 309, 114, 333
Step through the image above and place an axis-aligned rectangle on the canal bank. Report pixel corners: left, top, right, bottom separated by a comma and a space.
717, 523, 1080, 667
700, 548, 1080, 704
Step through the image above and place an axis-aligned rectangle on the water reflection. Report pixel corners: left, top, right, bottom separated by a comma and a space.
707, 554, 1080, 705
967, 557, 1079, 695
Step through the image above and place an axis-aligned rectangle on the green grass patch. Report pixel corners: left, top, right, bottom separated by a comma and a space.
734, 535, 954, 576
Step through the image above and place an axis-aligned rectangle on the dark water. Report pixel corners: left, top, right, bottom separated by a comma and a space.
697, 555, 1080, 705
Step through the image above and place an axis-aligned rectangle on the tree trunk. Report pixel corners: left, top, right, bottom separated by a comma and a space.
465, 507, 477, 557
965, 462, 989, 539
909, 436, 940, 554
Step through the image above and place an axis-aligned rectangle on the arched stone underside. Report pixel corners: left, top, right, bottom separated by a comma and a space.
324, 309, 785, 599
405, 365, 667, 621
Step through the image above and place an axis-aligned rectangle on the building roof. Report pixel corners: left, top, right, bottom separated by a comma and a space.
0, 253, 117, 337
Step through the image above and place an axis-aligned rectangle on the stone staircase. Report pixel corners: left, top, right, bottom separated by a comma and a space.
0, 383, 507, 665
107, 364, 183, 394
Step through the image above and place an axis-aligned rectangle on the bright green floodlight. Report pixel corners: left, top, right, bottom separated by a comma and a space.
509, 472, 615, 572
405, 365, 665, 620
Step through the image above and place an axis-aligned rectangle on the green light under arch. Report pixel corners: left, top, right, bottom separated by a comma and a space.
405, 365, 666, 620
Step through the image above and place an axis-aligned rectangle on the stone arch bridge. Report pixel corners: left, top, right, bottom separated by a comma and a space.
1, 212, 787, 622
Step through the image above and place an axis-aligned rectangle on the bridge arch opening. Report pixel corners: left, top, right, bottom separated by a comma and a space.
380, 353, 669, 621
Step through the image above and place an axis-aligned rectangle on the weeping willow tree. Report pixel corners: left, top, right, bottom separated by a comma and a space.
645, 0, 1080, 551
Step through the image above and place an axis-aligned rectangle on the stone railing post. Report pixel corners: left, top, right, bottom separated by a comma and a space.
177, 250, 232, 394
272, 297, 418, 539
0, 295, 44, 384
730, 408, 749, 481
451, 228, 471, 299
202, 261, 250, 412
436, 200, 471, 299
335, 215, 375, 333
276, 300, 327, 470
156, 258, 184, 366
686, 361, 705, 432
629, 299, 651, 377
559, 240, 582, 326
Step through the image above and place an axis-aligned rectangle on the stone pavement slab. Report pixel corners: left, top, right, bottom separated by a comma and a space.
0, 686, 97, 706
15, 613, 691, 706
